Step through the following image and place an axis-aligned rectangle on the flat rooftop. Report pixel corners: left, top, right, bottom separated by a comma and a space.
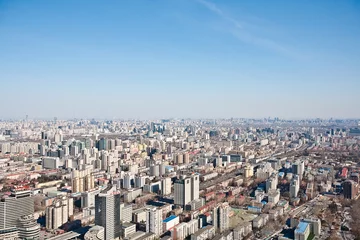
163, 215, 178, 223
295, 222, 309, 234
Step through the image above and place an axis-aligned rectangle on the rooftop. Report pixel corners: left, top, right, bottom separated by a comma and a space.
295, 222, 309, 234
163, 215, 178, 223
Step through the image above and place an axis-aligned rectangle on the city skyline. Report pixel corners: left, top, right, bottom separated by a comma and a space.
1, 0, 359, 119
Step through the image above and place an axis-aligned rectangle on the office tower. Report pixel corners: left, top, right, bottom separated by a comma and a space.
17, 214, 40, 239
95, 185, 121, 240
46, 196, 73, 230
99, 138, 107, 151
213, 202, 230, 233
146, 207, 163, 236
191, 174, 199, 201
174, 176, 191, 206
0, 190, 34, 230
290, 175, 300, 198
174, 175, 199, 206
161, 177, 172, 196
343, 180, 359, 199
292, 160, 305, 179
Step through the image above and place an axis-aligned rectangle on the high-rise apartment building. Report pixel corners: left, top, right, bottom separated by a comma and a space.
161, 177, 172, 196
290, 175, 300, 198
46, 196, 74, 230
95, 185, 121, 240
292, 160, 305, 179
212, 202, 230, 233
72, 169, 95, 193
146, 207, 163, 236
191, 174, 199, 201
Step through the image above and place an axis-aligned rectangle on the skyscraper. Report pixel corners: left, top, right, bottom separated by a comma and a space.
95, 185, 121, 240
98, 138, 108, 151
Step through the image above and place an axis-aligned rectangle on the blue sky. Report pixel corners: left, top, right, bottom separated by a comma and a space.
0, 0, 359, 119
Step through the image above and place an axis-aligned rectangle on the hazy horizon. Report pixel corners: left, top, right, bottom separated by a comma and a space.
1, 0, 359, 119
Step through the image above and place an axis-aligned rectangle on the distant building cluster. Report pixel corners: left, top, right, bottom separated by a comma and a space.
0, 118, 359, 239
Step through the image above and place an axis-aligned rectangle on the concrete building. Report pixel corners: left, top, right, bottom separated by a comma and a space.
84, 225, 105, 240
212, 202, 230, 233
163, 215, 179, 231
46, 196, 74, 230
42, 157, 61, 169
265, 174, 278, 193
290, 175, 300, 198
174, 177, 191, 206
294, 222, 310, 240
268, 189, 280, 205
343, 180, 358, 199
17, 214, 40, 240
146, 207, 163, 236
81, 189, 102, 208
0, 190, 34, 230
72, 169, 95, 193
190, 225, 215, 240
161, 177, 172, 196
95, 185, 121, 240
302, 218, 321, 236
121, 203, 133, 222
292, 160, 305, 179
243, 164, 253, 178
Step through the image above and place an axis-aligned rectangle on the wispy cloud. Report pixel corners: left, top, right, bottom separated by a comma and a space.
196, 0, 243, 29
196, 0, 303, 59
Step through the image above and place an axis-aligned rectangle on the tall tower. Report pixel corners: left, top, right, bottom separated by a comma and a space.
191, 174, 199, 201
174, 177, 191, 206
95, 185, 121, 240
146, 207, 163, 236
213, 202, 230, 233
